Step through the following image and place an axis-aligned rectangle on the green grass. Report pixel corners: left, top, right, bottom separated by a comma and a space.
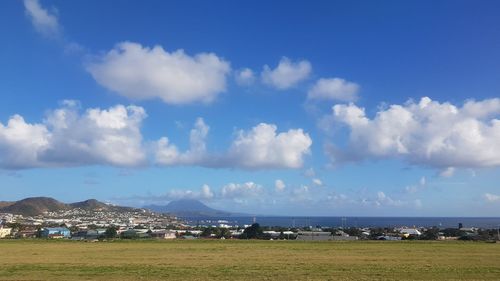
1, 239, 499, 280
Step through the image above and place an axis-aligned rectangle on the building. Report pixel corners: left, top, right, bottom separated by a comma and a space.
296, 231, 332, 241
15, 228, 38, 238
397, 228, 422, 237
332, 235, 358, 241
151, 230, 176, 239
40, 227, 71, 239
0, 226, 12, 238
120, 229, 150, 239
85, 229, 107, 239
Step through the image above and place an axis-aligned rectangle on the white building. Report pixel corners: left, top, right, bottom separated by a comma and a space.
397, 227, 422, 236
0, 226, 12, 238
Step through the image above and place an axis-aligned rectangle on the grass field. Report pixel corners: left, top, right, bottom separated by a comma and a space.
1, 240, 499, 280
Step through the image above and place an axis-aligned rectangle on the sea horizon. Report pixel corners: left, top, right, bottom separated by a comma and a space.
180, 216, 500, 229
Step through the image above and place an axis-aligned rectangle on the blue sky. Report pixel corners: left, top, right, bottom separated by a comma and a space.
1, 0, 500, 216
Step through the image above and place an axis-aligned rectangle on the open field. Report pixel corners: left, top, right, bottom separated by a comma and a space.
1, 240, 500, 280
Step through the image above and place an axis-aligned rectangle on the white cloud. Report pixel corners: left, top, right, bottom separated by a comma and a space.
325, 97, 500, 169
154, 118, 209, 165
221, 182, 263, 199
226, 123, 312, 169
23, 0, 60, 37
308, 78, 359, 102
0, 115, 50, 169
42, 103, 147, 167
153, 137, 180, 166
312, 178, 323, 186
166, 184, 214, 200
484, 193, 500, 202
235, 68, 255, 86
376, 191, 404, 207
261, 57, 311, 89
1, 103, 311, 170
0, 102, 147, 169
275, 179, 286, 192
120, 184, 215, 205
154, 120, 311, 169
86, 42, 231, 105
405, 176, 427, 194
157, 122, 312, 169
439, 167, 455, 178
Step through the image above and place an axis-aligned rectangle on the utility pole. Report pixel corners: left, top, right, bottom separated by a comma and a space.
497, 224, 499, 241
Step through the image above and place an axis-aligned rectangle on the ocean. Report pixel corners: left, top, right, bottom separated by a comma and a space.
180, 216, 500, 229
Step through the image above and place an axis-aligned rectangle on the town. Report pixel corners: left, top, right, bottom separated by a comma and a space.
1, 210, 499, 242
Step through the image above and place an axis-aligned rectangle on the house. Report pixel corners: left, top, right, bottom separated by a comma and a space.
120, 229, 150, 239
40, 227, 71, 238
460, 227, 477, 233
151, 230, 176, 239
85, 229, 107, 239
263, 231, 280, 238
15, 228, 38, 238
0, 226, 12, 238
397, 228, 422, 238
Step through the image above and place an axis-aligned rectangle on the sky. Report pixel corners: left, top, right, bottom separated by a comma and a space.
1, 0, 500, 216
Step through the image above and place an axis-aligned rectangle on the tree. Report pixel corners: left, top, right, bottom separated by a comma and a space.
104, 226, 118, 239
343, 227, 363, 237
68, 225, 80, 233
217, 228, 231, 239
201, 227, 215, 238
442, 228, 466, 237
419, 227, 439, 240
241, 223, 263, 239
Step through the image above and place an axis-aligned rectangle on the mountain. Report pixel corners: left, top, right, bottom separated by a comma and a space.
145, 199, 235, 217
69, 199, 136, 212
0, 197, 69, 216
0, 201, 14, 209
0, 197, 141, 216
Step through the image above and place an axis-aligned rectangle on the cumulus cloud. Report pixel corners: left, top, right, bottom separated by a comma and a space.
221, 182, 263, 199
155, 122, 311, 169
484, 193, 500, 203
0, 102, 146, 169
235, 68, 255, 86
86, 42, 231, 105
324, 97, 500, 169
308, 78, 359, 102
226, 123, 312, 169
0, 115, 51, 169
154, 118, 209, 165
23, 0, 60, 37
275, 179, 286, 192
261, 57, 311, 89
155, 121, 311, 169
1, 102, 311, 170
